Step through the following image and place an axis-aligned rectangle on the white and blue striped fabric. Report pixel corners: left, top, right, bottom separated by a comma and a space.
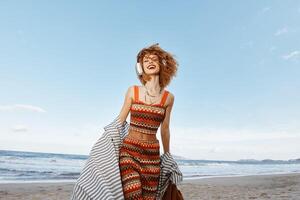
70, 116, 183, 200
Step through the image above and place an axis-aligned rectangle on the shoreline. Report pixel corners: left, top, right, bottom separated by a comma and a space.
1, 171, 299, 184
0, 172, 299, 199
182, 171, 300, 181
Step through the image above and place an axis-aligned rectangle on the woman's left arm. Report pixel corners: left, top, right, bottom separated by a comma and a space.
160, 93, 175, 154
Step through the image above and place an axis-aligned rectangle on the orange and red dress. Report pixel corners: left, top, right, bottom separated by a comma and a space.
119, 85, 169, 200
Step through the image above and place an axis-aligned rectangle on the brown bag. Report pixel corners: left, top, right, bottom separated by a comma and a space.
162, 181, 184, 200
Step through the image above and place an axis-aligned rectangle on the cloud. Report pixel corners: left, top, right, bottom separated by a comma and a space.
282, 51, 300, 60
0, 104, 46, 113
169, 125, 300, 160
12, 125, 28, 132
261, 7, 271, 14
208, 147, 221, 153
274, 27, 288, 36
0, 121, 104, 156
172, 126, 300, 143
256, 6, 271, 18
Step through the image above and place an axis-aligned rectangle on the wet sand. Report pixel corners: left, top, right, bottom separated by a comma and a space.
0, 173, 299, 200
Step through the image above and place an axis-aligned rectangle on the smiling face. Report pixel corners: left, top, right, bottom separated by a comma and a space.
142, 54, 160, 75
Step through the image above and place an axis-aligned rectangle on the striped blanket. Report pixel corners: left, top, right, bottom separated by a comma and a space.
70, 115, 183, 200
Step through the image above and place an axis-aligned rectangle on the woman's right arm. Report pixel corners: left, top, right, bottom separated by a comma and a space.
118, 86, 133, 124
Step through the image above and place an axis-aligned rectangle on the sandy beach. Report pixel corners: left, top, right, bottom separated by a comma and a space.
0, 172, 299, 200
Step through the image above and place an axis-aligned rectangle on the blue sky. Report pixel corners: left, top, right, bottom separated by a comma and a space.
0, 1, 299, 161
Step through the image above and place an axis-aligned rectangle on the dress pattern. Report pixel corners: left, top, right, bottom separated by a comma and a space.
119, 136, 160, 199
129, 85, 169, 135
119, 85, 169, 199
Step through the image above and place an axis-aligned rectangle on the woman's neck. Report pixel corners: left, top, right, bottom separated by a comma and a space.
144, 75, 162, 94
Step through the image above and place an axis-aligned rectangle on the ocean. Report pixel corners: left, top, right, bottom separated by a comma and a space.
1, 149, 300, 183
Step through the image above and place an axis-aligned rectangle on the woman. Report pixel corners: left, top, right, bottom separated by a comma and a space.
118, 43, 178, 200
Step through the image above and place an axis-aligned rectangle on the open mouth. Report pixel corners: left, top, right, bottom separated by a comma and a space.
148, 65, 155, 69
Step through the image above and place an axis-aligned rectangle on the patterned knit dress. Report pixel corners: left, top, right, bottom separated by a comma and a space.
119, 85, 169, 200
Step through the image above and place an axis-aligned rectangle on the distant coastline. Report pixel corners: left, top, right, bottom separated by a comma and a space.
1, 149, 300, 183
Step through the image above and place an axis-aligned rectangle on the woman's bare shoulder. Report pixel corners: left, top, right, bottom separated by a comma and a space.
165, 90, 174, 107
128, 85, 135, 100
122, 85, 135, 104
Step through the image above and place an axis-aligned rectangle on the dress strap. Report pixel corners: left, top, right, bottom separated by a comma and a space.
160, 90, 169, 106
134, 85, 139, 102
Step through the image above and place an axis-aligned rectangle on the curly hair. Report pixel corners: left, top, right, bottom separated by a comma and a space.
136, 43, 178, 89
